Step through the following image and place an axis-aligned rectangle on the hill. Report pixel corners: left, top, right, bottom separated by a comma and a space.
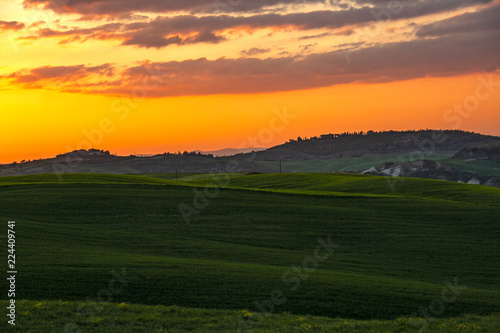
361, 160, 500, 186
1, 173, 499, 328
253, 129, 500, 161
1, 130, 499, 185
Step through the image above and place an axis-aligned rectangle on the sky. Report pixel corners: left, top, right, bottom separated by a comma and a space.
0, 0, 499, 163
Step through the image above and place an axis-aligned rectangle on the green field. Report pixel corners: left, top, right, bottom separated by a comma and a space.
2, 300, 499, 332
0, 173, 499, 332
443, 159, 500, 177
257, 153, 451, 173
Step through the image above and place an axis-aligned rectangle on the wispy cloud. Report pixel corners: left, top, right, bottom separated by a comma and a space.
240, 48, 272, 56
0, 20, 25, 31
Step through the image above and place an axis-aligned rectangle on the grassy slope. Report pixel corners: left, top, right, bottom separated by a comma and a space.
179, 173, 500, 205
0, 174, 499, 328
257, 153, 450, 173
443, 159, 500, 177
2, 300, 499, 333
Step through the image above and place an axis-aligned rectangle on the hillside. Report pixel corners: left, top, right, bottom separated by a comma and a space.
452, 142, 500, 163
254, 130, 500, 161
1, 130, 499, 184
0, 152, 275, 176
1, 173, 499, 327
361, 160, 500, 187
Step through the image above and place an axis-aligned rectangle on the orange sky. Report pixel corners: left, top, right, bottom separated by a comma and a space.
0, 0, 499, 163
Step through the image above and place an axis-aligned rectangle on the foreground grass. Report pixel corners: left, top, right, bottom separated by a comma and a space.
3, 300, 499, 333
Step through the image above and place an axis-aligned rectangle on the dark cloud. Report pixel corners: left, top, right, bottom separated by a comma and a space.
0, 21, 25, 31
23, 0, 493, 19
355, 0, 489, 5
7, 64, 114, 84
32, 23, 123, 45
4, 25, 499, 96
102, 30, 500, 95
22, 0, 494, 19
190, 30, 225, 43
121, 32, 182, 48
24, 0, 494, 48
121, 29, 226, 48
416, 3, 500, 37
22, 0, 327, 18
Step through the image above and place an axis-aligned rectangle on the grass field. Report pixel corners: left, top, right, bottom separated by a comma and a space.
1, 300, 499, 332
257, 153, 451, 173
0, 173, 499, 331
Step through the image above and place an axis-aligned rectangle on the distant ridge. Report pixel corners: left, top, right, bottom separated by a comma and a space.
1, 130, 499, 185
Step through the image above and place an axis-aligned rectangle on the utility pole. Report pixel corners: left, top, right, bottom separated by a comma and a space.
176, 168, 178, 180
279, 159, 282, 174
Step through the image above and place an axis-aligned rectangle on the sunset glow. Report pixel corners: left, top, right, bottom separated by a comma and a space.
1, 0, 499, 163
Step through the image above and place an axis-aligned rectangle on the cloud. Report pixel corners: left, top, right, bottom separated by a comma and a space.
121, 28, 226, 48
355, 0, 488, 5
416, 3, 500, 37
240, 48, 272, 56
0, 21, 25, 31
299, 43, 317, 53
2, 0, 496, 107
95, 30, 500, 95
22, 0, 493, 19
4, 18, 499, 96
23, 0, 494, 48
6, 64, 114, 85
21, 0, 328, 18
298, 32, 333, 40
335, 27, 355, 36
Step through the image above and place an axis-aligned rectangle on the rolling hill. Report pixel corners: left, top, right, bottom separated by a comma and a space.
1, 130, 499, 187
253, 129, 500, 160
1, 173, 499, 332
